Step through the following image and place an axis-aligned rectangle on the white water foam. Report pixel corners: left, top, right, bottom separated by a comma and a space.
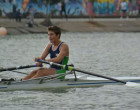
126, 82, 140, 87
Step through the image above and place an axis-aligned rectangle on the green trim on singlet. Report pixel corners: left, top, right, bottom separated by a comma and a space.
56, 56, 69, 79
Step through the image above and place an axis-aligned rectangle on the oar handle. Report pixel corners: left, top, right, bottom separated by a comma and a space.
0, 64, 37, 72
38, 59, 73, 71
38, 59, 63, 67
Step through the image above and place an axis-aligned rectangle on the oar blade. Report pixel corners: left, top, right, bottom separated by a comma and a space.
125, 82, 140, 87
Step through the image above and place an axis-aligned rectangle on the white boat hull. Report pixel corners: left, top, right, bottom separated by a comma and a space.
0, 76, 140, 91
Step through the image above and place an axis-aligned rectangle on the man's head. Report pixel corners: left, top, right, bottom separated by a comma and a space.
48, 26, 61, 44
48, 26, 61, 39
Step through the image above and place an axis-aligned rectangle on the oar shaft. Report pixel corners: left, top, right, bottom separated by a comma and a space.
11, 70, 29, 75
38, 60, 127, 84
74, 68, 126, 84
0, 65, 36, 72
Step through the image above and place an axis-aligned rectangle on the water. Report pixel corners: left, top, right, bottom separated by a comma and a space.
0, 32, 140, 110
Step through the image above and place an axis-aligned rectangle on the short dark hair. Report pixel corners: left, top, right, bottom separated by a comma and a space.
48, 26, 61, 37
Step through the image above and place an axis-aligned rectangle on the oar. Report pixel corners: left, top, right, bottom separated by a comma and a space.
10, 70, 29, 75
37, 60, 140, 86
0, 64, 37, 72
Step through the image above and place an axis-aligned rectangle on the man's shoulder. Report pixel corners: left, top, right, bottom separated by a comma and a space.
47, 43, 52, 46
46, 43, 52, 49
60, 42, 69, 51
62, 42, 69, 47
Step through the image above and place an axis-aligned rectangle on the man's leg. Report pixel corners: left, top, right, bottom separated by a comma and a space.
31, 68, 56, 79
22, 68, 43, 80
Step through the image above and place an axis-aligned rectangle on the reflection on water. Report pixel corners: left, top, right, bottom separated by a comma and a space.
0, 32, 140, 110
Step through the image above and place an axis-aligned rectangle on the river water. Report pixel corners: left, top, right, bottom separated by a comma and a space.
0, 32, 140, 110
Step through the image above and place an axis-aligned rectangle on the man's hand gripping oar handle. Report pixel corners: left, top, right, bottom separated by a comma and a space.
37, 59, 74, 71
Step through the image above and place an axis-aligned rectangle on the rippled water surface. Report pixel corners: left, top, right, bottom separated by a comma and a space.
0, 32, 140, 110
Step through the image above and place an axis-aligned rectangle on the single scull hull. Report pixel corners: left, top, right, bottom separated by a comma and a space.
0, 76, 140, 91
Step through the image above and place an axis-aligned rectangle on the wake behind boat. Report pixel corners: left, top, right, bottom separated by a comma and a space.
0, 72, 140, 91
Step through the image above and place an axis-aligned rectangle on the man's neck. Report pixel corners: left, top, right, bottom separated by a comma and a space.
53, 40, 61, 46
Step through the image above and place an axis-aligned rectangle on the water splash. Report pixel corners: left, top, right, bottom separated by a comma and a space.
126, 82, 140, 87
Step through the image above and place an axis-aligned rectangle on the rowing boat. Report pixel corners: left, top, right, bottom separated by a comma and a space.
1, 60, 140, 91
0, 73, 140, 91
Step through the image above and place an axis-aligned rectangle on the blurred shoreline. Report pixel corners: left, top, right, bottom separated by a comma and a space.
0, 18, 140, 35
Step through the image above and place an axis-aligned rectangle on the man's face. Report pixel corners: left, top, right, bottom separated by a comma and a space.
48, 31, 59, 43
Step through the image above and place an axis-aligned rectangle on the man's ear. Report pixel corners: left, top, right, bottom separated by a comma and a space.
57, 34, 60, 39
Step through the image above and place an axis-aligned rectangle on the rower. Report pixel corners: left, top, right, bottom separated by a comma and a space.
22, 26, 69, 80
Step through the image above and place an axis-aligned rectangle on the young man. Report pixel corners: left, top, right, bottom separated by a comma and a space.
22, 26, 69, 80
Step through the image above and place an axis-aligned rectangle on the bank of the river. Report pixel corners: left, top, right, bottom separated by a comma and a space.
0, 18, 140, 35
